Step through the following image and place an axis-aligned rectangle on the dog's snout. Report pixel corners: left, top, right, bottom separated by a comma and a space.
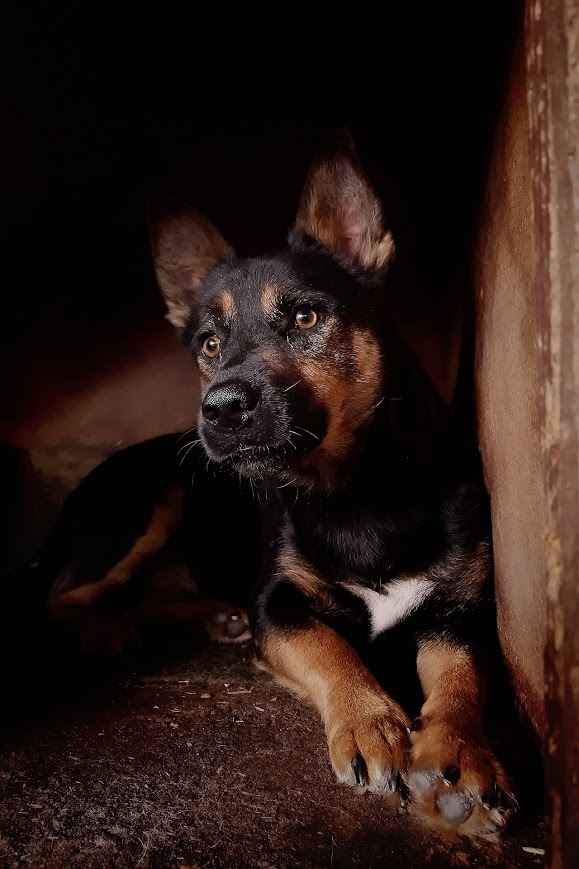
201, 381, 260, 430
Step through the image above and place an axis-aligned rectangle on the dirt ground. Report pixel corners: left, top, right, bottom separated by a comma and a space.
0, 633, 547, 869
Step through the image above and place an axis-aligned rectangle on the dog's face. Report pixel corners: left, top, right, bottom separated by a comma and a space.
151, 143, 395, 487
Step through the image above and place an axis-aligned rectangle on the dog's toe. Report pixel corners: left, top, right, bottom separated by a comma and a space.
327, 696, 410, 795
206, 607, 251, 643
408, 717, 517, 837
436, 788, 475, 824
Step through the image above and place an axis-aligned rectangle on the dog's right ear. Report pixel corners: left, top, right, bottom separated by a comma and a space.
149, 209, 234, 329
293, 132, 394, 276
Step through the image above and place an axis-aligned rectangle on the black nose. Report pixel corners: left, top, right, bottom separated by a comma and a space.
201, 381, 260, 430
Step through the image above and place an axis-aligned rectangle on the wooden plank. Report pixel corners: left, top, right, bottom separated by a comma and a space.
526, 0, 579, 865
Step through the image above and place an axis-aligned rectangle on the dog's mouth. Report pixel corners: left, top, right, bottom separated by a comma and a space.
198, 386, 327, 481
230, 441, 290, 462
202, 428, 322, 481
209, 442, 287, 482
223, 439, 296, 471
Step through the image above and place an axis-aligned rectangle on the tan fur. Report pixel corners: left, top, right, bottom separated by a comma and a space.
261, 284, 281, 319
294, 152, 395, 272
276, 546, 327, 598
295, 329, 381, 485
49, 485, 185, 619
262, 623, 409, 790
151, 210, 233, 328
409, 640, 513, 835
417, 641, 483, 720
217, 290, 236, 321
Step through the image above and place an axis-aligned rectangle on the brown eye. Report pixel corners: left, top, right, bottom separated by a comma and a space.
201, 335, 220, 359
295, 305, 318, 330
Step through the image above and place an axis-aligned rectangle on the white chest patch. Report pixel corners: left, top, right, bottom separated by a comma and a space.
343, 578, 434, 640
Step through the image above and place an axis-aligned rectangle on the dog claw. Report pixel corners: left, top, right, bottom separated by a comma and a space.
442, 765, 460, 786
352, 754, 368, 786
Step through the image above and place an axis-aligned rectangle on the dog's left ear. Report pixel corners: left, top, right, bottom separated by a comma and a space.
149, 208, 234, 329
293, 135, 394, 274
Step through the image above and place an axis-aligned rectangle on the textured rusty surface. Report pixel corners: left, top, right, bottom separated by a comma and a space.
526, 0, 579, 866
474, 18, 548, 736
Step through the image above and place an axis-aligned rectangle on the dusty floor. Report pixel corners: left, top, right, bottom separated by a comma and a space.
0, 636, 546, 869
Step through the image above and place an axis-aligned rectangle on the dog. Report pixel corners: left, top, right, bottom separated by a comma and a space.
41, 434, 254, 654
42, 136, 515, 836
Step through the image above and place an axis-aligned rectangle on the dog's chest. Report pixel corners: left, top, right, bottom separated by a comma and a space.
343, 578, 433, 639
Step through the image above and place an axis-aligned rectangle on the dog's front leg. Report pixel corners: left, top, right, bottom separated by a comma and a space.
259, 617, 410, 792
408, 638, 517, 834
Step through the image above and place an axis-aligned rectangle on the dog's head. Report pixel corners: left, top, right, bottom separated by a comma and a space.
151, 141, 395, 488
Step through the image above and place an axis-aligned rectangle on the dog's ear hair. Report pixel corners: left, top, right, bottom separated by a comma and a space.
293, 132, 394, 274
149, 208, 234, 329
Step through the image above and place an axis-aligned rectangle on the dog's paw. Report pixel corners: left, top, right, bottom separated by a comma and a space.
408, 716, 517, 837
205, 606, 251, 644
326, 691, 410, 794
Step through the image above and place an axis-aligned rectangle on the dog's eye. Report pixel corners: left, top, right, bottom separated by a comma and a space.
294, 305, 318, 330
201, 335, 221, 359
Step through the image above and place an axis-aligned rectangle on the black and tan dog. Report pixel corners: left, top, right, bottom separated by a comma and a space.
40, 434, 254, 654
42, 138, 515, 836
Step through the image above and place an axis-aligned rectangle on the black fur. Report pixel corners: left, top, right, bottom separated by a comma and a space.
174, 238, 494, 663
27, 143, 517, 832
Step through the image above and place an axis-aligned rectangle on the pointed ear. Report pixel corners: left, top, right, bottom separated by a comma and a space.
149, 208, 234, 329
294, 137, 394, 274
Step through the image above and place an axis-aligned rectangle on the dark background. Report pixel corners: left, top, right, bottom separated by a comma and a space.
0, 9, 551, 868
0, 4, 520, 570
3, 4, 518, 331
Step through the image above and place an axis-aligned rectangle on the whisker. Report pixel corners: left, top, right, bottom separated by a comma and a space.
177, 426, 197, 443
177, 438, 201, 456
277, 478, 298, 489
286, 437, 297, 451
178, 441, 201, 466
283, 379, 303, 393
293, 425, 320, 441
373, 397, 385, 410
289, 429, 304, 439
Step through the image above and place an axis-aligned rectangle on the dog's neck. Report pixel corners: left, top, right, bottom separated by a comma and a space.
275, 354, 454, 580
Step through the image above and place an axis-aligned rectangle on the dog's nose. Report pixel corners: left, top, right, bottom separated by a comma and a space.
201, 381, 260, 430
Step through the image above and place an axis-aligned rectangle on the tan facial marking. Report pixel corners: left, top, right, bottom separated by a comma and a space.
295, 329, 382, 484
258, 346, 287, 371
261, 284, 281, 319
218, 290, 236, 321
